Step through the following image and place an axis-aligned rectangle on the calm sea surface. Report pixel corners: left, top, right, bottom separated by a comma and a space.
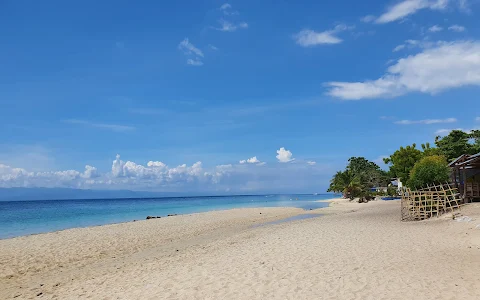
0, 194, 336, 239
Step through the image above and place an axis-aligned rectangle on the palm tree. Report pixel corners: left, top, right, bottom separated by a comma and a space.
328, 170, 362, 200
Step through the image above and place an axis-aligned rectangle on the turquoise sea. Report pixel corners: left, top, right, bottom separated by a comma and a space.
0, 194, 337, 239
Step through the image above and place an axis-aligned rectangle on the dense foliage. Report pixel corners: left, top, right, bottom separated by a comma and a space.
328, 129, 480, 197
407, 155, 450, 188
383, 144, 423, 185
327, 157, 389, 200
434, 130, 480, 161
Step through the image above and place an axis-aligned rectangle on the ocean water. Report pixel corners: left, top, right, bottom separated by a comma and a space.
0, 194, 336, 239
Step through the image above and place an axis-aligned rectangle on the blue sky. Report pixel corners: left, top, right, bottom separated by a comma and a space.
1, 0, 480, 193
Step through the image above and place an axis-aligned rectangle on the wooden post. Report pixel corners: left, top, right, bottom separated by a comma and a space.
462, 167, 468, 203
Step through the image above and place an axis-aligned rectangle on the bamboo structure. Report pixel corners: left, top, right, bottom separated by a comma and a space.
401, 183, 462, 221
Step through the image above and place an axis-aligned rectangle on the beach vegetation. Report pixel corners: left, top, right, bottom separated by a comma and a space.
434, 130, 480, 161
328, 157, 389, 201
383, 144, 423, 185
407, 155, 450, 189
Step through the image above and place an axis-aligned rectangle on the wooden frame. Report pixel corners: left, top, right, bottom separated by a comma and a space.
401, 183, 462, 221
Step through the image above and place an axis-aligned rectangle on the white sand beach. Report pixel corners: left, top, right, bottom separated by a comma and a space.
1, 199, 480, 299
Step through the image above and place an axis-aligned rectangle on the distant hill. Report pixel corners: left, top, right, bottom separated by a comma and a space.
0, 187, 183, 201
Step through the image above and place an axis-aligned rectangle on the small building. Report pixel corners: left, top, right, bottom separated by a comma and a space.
391, 178, 403, 191
370, 187, 388, 193
449, 152, 480, 202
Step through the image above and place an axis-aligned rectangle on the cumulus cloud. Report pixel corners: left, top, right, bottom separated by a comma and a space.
0, 153, 331, 192
448, 24, 466, 32
395, 118, 457, 125
147, 161, 167, 168
239, 156, 262, 165
0, 163, 99, 188
374, 0, 449, 24
326, 41, 480, 100
307, 161, 317, 166
276, 147, 295, 163
294, 24, 353, 47
82, 165, 99, 179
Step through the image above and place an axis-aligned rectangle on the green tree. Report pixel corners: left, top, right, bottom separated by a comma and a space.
421, 142, 441, 157
328, 157, 389, 200
327, 170, 361, 200
383, 144, 423, 184
471, 130, 480, 153
346, 157, 389, 188
435, 130, 478, 161
407, 155, 451, 188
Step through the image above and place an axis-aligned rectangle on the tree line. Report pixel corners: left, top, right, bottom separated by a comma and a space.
328, 130, 480, 199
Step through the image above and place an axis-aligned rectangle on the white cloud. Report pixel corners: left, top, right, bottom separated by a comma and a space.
276, 147, 295, 163
178, 38, 204, 57
457, 0, 470, 12
307, 161, 317, 166
393, 44, 406, 52
187, 58, 204, 66
374, 156, 389, 167
375, 0, 449, 24
63, 119, 135, 132
208, 44, 218, 51
448, 24, 466, 32
178, 38, 204, 66
215, 19, 248, 32
239, 156, 262, 165
392, 39, 445, 53
326, 41, 480, 100
220, 3, 231, 10
219, 3, 239, 15
435, 128, 475, 135
0, 154, 332, 192
428, 25, 443, 32
147, 161, 167, 169
435, 128, 455, 135
82, 165, 99, 179
395, 118, 457, 125
361, 15, 376, 23
294, 24, 353, 47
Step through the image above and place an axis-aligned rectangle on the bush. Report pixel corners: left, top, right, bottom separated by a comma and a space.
387, 186, 397, 197
407, 155, 450, 189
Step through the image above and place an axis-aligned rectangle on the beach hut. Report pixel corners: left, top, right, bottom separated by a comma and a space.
449, 152, 480, 202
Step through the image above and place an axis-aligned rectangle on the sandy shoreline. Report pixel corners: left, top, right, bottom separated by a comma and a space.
1, 198, 480, 299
